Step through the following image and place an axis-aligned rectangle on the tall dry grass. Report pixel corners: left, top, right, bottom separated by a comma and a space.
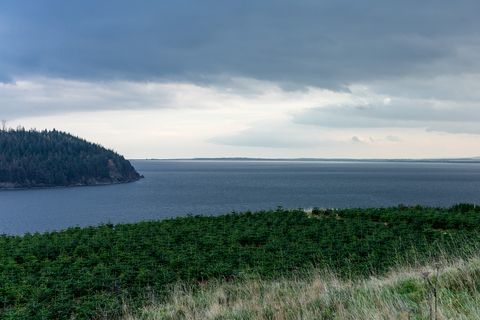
123, 253, 480, 320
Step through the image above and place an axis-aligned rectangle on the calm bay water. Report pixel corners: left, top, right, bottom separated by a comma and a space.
1, 160, 480, 235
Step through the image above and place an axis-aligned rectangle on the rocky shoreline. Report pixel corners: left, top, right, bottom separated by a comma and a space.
0, 176, 143, 190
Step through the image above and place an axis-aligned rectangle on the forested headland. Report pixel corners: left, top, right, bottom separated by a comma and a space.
0, 128, 141, 188
1, 205, 480, 319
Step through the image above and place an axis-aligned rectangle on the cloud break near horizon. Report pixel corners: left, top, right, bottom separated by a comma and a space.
1, 0, 480, 158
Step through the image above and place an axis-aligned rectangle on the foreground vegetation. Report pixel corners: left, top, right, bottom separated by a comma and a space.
1, 205, 480, 318
130, 253, 480, 320
0, 129, 140, 188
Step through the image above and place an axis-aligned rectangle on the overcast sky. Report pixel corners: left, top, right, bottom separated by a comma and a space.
1, 0, 480, 158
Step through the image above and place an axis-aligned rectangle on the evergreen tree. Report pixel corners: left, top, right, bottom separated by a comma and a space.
0, 129, 141, 188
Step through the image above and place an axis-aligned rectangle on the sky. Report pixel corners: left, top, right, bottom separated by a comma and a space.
1, 1, 480, 158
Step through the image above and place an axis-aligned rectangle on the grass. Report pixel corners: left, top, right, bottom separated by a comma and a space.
125, 253, 480, 320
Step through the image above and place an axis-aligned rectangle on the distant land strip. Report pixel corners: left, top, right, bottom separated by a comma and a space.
140, 157, 480, 163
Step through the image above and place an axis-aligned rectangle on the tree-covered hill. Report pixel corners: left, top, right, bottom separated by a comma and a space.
0, 129, 141, 188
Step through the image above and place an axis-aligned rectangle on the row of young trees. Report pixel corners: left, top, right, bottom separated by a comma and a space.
1, 205, 479, 318
0, 128, 140, 187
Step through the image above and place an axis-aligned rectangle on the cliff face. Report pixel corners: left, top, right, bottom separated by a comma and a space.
106, 158, 142, 183
0, 129, 142, 188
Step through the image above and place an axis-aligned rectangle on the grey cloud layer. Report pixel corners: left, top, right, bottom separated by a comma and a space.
2, 0, 480, 146
0, 79, 175, 119
1, 0, 480, 87
295, 99, 480, 134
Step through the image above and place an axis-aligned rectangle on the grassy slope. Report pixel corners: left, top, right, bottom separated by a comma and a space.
129, 254, 480, 320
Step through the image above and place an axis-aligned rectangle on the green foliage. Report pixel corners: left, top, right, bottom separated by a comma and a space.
0, 129, 140, 188
1, 206, 480, 318
392, 278, 426, 301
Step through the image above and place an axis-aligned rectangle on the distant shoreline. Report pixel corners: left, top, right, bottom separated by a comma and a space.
136, 157, 480, 164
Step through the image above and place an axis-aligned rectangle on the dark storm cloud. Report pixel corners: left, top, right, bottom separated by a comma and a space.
1, 0, 480, 87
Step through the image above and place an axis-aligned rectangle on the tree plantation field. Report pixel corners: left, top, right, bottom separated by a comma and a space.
1, 205, 480, 319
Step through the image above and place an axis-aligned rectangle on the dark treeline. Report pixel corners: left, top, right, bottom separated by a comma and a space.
1, 205, 480, 318
0, 128, 141, 188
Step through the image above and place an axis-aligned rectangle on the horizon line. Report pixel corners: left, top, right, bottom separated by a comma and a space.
129, 156, 480, 163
